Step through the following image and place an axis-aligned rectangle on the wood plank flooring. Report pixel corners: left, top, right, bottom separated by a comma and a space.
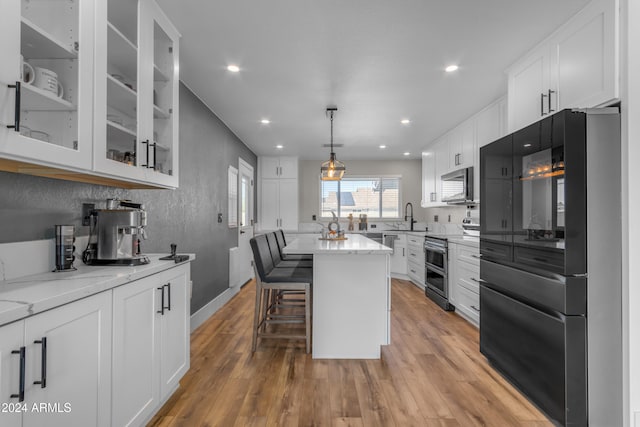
149, 278, 552, 427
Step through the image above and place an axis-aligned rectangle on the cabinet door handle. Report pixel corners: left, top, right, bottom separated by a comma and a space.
470, 305, 480, 312
151, 142, 157, 170
548, 89, 556, 113
470, 277, 480, 283
33, 337, 47, 388
540, 92, 548, 116
402, 248, 405, 257
158, 286, 165, 315
6, 82, 21, 132
141, 139, 150, 167
165, 283, 172, 311
10, 346, 26, 401
470, 254, 482, 259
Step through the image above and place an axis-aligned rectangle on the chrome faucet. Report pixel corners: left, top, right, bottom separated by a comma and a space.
404, 202, 417, 231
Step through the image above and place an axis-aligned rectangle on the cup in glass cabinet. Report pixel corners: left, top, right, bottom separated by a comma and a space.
20, 56, 35, 84
33, 67, 64, 98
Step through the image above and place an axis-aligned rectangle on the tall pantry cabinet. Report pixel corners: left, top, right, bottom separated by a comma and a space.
258, 157, 299, 231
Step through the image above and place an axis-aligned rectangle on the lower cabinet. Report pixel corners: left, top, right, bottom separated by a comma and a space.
0, 263, 190, 427
384, 233, 407, 276
406, 236, 425, 289
449, 242, 481, 326
112, 265, 190, 427
0, 292, 112, 427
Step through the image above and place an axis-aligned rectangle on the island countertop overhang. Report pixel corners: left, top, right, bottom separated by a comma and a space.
282, 233, 393, 255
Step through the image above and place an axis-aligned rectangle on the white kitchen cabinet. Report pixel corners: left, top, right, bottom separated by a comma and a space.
93, 0, 180, 188
112, 264, 189, 427
260, 156, 298, 179
448, 242, 480, 326
0, 321, 24, 427
474, 96, 507, 202
0, 292, 112, 427
421, 150, 436, 207
0, 0, 94, 170
406, 234, 425, 289
384, 233, 407, 277
0, 0, 180, 189
259, 156, 299, 231
447, 120, 475, 171
507, 0, 618, 132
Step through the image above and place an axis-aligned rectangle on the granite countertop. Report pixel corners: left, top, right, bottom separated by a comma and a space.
0, 254, 195, 327
283, 234, 393, 255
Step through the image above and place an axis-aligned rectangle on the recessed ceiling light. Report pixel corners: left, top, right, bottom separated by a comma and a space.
400, 119, 411, 125
379, 145, 387, 149
403, 152, 411, 156
445, 64, 459, 73
227, 64, 240, 73
260, 119, 270, 124
276, 144, 283, 149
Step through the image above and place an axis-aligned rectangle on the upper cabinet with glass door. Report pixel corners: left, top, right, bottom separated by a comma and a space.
94, 0, 179, 188
0, 0, 94, 170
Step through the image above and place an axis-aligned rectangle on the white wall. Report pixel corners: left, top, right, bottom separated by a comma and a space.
621, 0, 640, 425
298, 159, 426, 222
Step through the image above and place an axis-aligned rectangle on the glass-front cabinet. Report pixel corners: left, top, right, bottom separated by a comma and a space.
94, 0, 179, 188
0, 0, 94, 169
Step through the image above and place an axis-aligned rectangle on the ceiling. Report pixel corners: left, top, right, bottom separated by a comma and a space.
156, 0, 589, 160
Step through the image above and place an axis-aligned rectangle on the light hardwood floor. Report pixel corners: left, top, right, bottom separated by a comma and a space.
149, 278, 552, 427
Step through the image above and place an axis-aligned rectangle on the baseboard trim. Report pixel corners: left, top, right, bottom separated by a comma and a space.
190, 284, 242, 332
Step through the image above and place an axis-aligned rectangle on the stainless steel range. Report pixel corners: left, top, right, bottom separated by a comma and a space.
424, 235, 454, 311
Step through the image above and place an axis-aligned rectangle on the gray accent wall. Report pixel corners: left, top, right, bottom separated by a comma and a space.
0, 83, 257, 314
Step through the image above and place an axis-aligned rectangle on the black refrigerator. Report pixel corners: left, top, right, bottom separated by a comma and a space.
479, 108, 622, 426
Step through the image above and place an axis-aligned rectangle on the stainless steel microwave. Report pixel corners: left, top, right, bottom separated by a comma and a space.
441, 167, 474, 204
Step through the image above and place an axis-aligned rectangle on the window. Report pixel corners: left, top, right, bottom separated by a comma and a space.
320, 176, 401, 218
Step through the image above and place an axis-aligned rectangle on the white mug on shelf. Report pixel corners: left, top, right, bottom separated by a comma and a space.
20, 56, 35, 84
33, 67, 64, 98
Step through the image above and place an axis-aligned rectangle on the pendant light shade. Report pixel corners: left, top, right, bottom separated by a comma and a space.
320, 107, 346, 181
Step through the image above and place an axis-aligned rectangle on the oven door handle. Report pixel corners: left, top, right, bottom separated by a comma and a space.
425, 262, 446, 276
424, 244, 446, 253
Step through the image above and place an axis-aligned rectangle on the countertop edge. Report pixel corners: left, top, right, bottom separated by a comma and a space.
0, 254, 195, 327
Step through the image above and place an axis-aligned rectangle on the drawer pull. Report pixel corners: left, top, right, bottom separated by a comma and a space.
470, 305, 480, 312
470, 254, 482, 259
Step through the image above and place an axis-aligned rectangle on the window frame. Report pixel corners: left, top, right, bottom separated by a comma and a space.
318, 174, 403, 219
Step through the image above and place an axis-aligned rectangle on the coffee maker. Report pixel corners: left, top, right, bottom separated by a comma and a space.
83, 199, 150, 266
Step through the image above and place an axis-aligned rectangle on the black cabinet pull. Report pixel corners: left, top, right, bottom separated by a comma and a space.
33, 337, 47, 388
151, 142, 157, 170
157, 286, 165, 315
7, 82, 21, 131
548, 89, 556, 113
533, 257, 548, 263
10, 346, 26, 401
165, 283, 171, 311
470, 305, 480, 312
540, 92, 547, 116
141, 140, 150, 167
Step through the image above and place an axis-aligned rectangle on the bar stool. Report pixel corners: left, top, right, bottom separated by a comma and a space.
250, 234, 312, 353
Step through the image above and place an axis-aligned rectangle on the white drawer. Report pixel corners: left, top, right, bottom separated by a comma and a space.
457, 245, 480, 266
406, 235, 424, 246
456, 285, 480, 326
407, 260, 424, 286
457, 261, 480, 293
407, 244, 425, 264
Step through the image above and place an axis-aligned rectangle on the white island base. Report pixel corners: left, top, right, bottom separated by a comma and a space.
283, 234, 392, 359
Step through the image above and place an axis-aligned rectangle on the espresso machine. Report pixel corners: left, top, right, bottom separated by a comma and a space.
83, 199, 150, 266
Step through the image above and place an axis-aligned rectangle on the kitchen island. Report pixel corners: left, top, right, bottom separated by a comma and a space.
283, 234, 392, 359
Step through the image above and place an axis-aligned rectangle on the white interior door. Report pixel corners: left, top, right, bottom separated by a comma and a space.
238, 158, 254, 285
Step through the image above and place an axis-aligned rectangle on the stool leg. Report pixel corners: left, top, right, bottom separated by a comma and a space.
252, 280, 262, 352
305, 284, 311, 354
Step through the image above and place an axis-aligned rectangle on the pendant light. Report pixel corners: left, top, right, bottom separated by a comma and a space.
320, 107, 346, 181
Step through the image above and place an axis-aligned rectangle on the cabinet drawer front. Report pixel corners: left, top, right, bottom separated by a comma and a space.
458, 262, 481, 293
407, 260, 424, 285
406, 245, 424, 264
457, 285, 480, 325
407, 235, 423, 246
457, 245, 480, 265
